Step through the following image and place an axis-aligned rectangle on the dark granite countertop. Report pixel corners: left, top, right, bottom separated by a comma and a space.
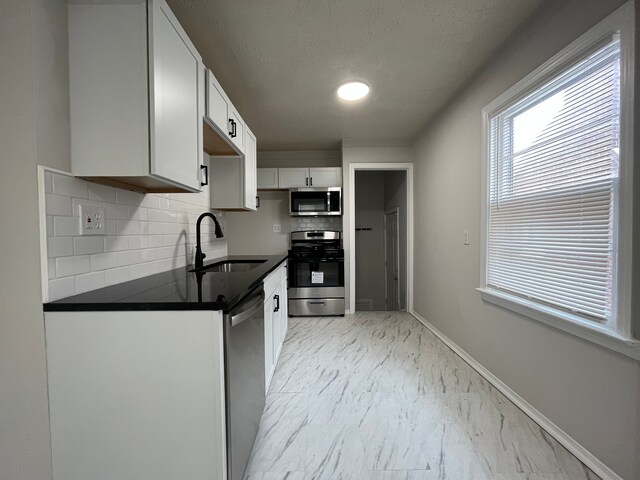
43, 255, 288, 313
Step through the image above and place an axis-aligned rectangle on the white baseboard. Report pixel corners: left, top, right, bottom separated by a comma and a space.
409, 309, 623, 480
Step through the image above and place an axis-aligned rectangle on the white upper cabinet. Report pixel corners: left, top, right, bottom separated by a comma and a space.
68, 0, 204, 193
228, 105, 245, 152
209, 124, 257, 211
275, 167, 342, 188
257, 168, 279, 189
244, 127, 257, 210
204, 69, 247, 156
278, 168, 311, 188
205, 70, 230, 137
149, 0, 203, 190
309, 167, 342, 187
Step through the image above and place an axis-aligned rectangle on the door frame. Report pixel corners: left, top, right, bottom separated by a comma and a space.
384, 208, 401, 310
347, 163, 413, 313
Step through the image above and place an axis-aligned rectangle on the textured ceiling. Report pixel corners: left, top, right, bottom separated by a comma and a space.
167, 0, 547, 150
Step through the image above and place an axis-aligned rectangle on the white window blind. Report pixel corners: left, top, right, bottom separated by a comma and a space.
487, 37, 620, 323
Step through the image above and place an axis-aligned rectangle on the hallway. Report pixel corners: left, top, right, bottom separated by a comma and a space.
245, 312, 599, 479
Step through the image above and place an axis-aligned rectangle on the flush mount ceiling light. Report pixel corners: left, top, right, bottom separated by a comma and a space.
337, 81, 370, 101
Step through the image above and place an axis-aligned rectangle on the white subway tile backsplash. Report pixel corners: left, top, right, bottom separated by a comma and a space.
128, 236, 148, 250
73, 236, 105, 255
105, 266, 130, 286
116, 189, 142, 205
48, 259, 56, 280
71, 198, 102, 216
56, 255, 90, 277
43, 170, 227, 300
117, 250, 142, 267
157, 197, 171, 210
48, 237, 73, 258
105, 236, 130, 252
156, 246, 174, 260
140, 248, 157, 262
75, 271, 106, 294
52, 174, 88, 198
46, 194, 72, 215
53, 216, 79, 236
130, 262, 153, 280
87, 183, 117, 203
105, 203, 130, 220
148, 235, 164, 248
90, 252, 118, 271
130, 207, 147, 221
105, 219, 117, 235
140, 195, 159, 209
49, 277, 76, 300
116, 220, 142, 235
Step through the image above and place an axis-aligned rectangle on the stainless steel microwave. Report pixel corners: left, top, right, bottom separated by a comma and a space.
289, 188, 342, 216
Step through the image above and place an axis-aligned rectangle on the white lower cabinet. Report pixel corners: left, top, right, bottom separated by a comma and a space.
264, 261, 288, 390
45, 310, 227, 480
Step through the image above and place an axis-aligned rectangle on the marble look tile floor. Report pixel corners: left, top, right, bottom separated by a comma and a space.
245, 312, 600, 480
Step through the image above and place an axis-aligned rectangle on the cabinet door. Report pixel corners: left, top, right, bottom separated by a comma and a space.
244, 128, 257, 210
278, 168, 309, 188
228, 106, 245, 152
309, 167, 342, 187
264, 297, 274, 390
206, 69, 229, 135
149, 0, 202, 191
278, 277, 288, 345
257, 168, 279, 189
272, 291, 281, 370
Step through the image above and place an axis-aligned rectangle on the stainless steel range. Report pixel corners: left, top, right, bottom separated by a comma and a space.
288, 231, 345, 316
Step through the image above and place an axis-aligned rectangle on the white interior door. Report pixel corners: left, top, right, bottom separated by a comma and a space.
384, 209, 400, 311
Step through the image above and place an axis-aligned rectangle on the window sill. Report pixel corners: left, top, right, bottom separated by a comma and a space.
476, 287, 640, 361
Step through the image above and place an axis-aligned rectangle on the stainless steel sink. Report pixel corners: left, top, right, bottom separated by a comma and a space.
192, 260, 266, 273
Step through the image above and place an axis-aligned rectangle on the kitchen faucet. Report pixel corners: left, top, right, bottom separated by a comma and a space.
194, 212, 224, 269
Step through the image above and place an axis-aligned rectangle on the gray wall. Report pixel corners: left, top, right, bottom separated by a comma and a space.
0, 0, 71, 477
412, 0, 639, 478
355, 171, 386, 310
258, 150, 341, 168
383, 171, 407, 310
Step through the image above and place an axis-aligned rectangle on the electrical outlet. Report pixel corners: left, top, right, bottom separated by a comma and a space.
273, 224, 281, 233
463, 229, 470, 245
80, 204, 106, 235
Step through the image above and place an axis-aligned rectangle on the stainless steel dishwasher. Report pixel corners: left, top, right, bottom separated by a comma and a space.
223, 287, 265, 480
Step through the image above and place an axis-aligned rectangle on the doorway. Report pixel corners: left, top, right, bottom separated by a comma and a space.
353, 169, 408, 311
384, 208, 400, 310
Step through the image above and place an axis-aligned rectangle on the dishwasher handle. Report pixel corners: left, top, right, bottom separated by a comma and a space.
230, 293, 264, 327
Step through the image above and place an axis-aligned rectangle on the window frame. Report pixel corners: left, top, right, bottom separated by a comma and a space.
478, 1, 638, 360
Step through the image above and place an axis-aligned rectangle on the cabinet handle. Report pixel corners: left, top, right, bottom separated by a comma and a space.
310, 177, 313, 186
200, 165, 209, 187
229, 119, 237, 138
305, 177, 309, 186
274, 294, 280, 312
256, 196, 260, 208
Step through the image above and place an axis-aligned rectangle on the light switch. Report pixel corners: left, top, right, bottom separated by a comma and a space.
80, 204, 106, 235
463, 229, 470, 245
273, 224, 281, 233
